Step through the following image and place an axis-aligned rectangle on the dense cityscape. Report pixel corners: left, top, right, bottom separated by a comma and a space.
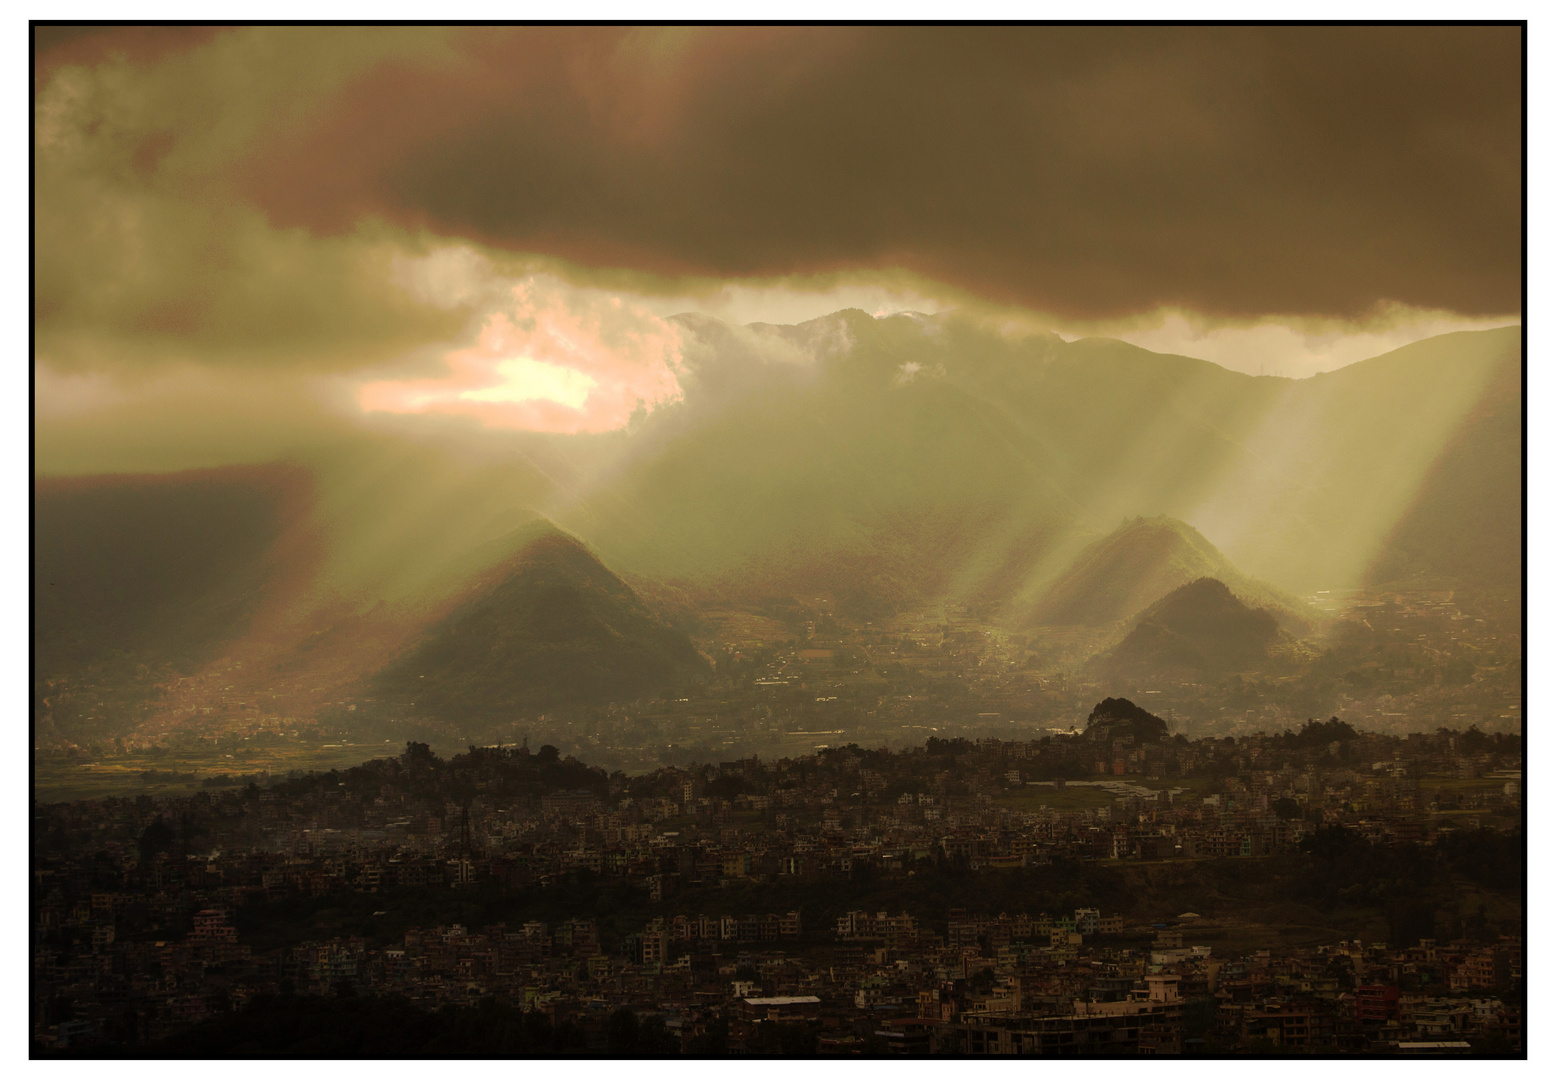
33, 703, 1523, 1056
32, 22, 1526, 1063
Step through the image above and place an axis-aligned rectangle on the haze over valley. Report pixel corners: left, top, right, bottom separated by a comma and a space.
29, 28, 1526, 1063
32, 25, 1522, 798
34, 315, 1521, 794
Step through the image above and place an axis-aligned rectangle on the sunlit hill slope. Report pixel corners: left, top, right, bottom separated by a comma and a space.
31, 318, 1520, 745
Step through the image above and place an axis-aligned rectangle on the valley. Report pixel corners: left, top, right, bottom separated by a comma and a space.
34, 577, 1520, 802
31, 319, 1523, 800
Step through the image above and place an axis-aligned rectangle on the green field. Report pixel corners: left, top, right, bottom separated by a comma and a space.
33, 741, 412, 803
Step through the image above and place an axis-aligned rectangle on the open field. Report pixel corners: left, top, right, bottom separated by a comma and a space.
33, 742, 416, 803
693, 609, 795, 647
1176, 912, 1391, 954
993, 776, 1220, 813
1425, 776, 1514, 796
996, 786, 1115, 811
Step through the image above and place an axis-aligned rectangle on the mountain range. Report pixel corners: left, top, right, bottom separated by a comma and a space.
32, 315, 1521, 745
561, 315, 1519, 608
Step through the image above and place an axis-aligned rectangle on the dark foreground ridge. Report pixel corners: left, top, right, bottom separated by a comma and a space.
33, 713, 1522, 1057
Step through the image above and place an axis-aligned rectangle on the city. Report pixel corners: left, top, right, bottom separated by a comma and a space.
32, 22, 1526, 1063
32, 705, 1523, 1055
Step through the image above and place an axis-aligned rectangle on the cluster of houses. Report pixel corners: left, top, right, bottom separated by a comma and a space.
33, 891, 1522, 1054
32, 726, 1521, 1054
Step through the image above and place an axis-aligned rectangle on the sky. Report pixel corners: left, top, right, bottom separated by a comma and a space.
31, 23, 1523, 463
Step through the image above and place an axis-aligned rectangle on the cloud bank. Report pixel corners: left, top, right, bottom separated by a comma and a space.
31, 25, 1521, 465
225, 25, 1521, 320
357, 273, 687, 433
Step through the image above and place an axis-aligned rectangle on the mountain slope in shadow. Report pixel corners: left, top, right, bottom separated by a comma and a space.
370, 523, 707, 728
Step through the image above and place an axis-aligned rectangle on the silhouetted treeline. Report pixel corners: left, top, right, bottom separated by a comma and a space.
1439, 725, 1520, 754
924, 735, 976, 757
1277, 717, 1358, 748
265, 741, 611, 804
1085, 697, 1170, 741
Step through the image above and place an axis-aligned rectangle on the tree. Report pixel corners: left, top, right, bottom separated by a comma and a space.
1282, 717, 1358, 749
1085, 698, 1169, 742
1301, 825, 1360, 865
137, 815, 175, 860
1386, 897, 1437, 948
606, 1007, 639, 1054
402, 741, 436, 765
1460, 725, 1494, 753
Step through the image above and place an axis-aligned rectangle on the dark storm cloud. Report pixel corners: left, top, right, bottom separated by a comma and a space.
230, 25, 1521, 321
32, 24, 226, 88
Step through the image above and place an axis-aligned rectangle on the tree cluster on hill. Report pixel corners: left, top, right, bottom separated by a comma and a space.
1097, 577, 1283, 676
1439, 725, 1519, 753
1277, 717, 1358, 748
924, 736, 976, 757
1084, 697, 1169, 742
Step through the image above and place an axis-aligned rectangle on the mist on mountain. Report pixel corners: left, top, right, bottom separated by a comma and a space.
1025, 516, 1309, 633
559, 314, 1518, 607
30, 314, 1520, 747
